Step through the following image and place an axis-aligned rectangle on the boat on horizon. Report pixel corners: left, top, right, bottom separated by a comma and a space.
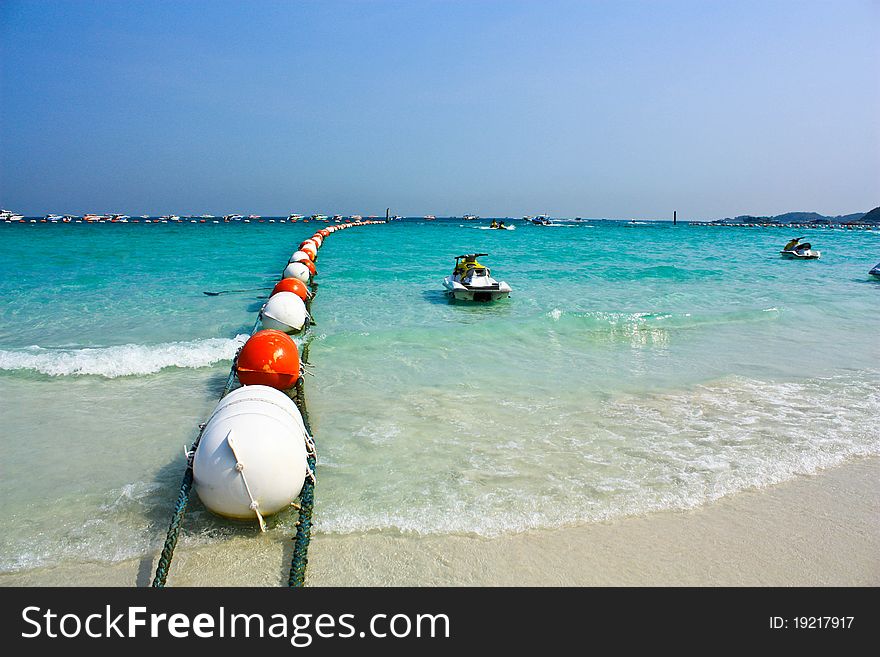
462, 214, 479, 221
1, 209, 25, 221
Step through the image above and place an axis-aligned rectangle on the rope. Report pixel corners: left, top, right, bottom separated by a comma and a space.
304, 281, 317, 316
151, 317, 260, 587
287, 278, 318, 586
288, 336, 316, 587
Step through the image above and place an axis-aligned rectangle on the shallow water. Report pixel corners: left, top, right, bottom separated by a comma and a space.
1, 219, 878, 574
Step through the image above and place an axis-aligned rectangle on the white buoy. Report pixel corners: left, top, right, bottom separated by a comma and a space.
282, 261, 310, 284
289, 250, 311, 263
261, 291, 309, 333
193, 385, 309, 526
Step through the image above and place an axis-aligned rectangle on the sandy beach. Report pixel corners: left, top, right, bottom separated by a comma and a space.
3, 456, 876, 587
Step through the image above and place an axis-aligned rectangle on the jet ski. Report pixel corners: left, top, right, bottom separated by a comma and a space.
443, 253, 511, 302
484, 220, 515, 230
780, 237, 820, 259
869, 262, 880, 278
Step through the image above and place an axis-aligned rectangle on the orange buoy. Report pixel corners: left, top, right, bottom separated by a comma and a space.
318, 229, 330, 237
300, 246, 317, 260
300, 240, 318, 251
271, 278, 310, 301
296, 258, 317, 276
235, 329, 301, 390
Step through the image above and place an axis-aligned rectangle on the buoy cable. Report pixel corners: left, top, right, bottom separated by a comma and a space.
287, 332, 316, 587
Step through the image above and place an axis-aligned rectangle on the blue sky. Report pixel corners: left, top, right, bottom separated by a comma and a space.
1, 0, 877, 218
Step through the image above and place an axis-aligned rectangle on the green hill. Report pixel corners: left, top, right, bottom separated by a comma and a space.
858, 206, 880, 224
718, 209, 876, 224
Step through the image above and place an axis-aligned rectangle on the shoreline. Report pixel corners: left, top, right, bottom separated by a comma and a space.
3, 456, 877, 587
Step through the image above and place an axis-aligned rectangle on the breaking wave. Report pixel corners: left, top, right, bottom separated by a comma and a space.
0, 335, 247, 378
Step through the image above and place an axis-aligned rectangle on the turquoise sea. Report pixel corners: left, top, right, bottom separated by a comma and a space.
1, 218, 878, 576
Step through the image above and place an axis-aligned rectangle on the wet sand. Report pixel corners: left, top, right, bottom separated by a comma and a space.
3, 457, 877, 587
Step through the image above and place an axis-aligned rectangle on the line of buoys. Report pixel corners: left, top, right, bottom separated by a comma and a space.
191, 220, 383, 531
154, 219, 382, 586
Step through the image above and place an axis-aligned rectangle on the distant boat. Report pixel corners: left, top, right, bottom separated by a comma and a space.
224, 214, 244, 221
1, 209, 25, 221
424, 215, 436, 221
463, 214, 479, 221
529, 214, 552, 226
287, 214, 303, 221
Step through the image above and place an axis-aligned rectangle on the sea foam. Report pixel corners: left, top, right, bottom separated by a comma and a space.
0, 334, 247, 378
